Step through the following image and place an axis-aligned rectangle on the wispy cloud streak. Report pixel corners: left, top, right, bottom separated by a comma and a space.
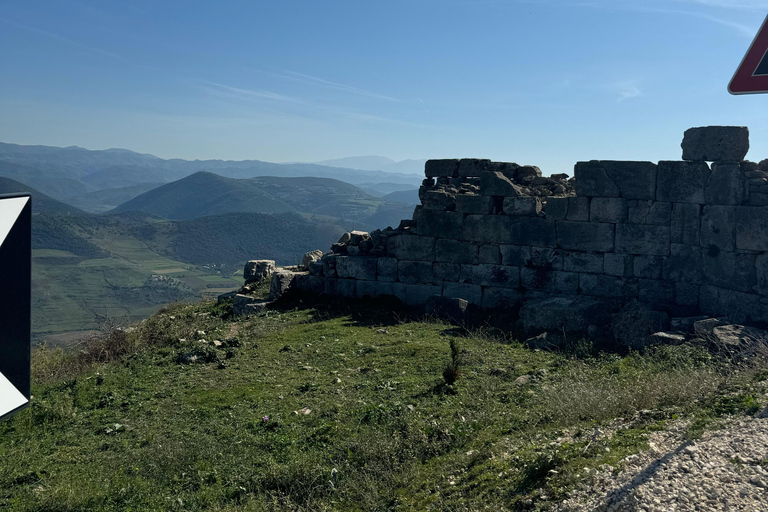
0, 18, 124, 60
260, 70, 399, 102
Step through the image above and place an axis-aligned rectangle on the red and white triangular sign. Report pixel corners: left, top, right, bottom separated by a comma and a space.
729, 15, 768, 94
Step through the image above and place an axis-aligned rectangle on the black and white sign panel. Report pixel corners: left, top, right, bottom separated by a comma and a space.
0, 194, 31, 421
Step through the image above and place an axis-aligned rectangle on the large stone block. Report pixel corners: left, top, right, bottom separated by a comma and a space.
500, 245, 531, 267
405, 284, 442, 305
662, 244, 702, 284
579, 274, 624, 298
637, 279, 675, 305
575, 161, 657, 200
386, 234, 436, 261
463, 214, 512, 243
293, 274, 325, 295
628, 201, 671, 225
675, 282, 699, 306
398, 260, 433, 284
590, 197, 628, 223
756, 254, 768, 296
325, 278, 356, 298
706, 162, 749, 205
681, 126, 749, 162
699, 285, 764, 324
377, 257, 398, 282
566, 197, 590, 221
702, 250, 756, 293
563, 251, 603, 273
270, 269, 298, 300
556, 221, 615, 252
472, 264, 520, 287
482, 287, 524, 310
323, 254, 338, 278
244, 259, 276, 283
545, 196, 569, 220
336, 256, 377, 281
520, 296, 607, 333
433, 262, 461, 282
421, 189, 456, 211
458, 158, 491, 177
435, 239, 478, 264
455, 194, 494, 214
503, 196, 542, 217
700, 205, 737, 252
478, 244, 501, 264
425, 159, 459, 178
615, 224, 670, 256
604, 253, 633, 277
735, 206, 768, 251
510, 218, 557, 248
442, 282, 483, 304
530, 247, 563, 269
521, 267, 555, 291
414, 208, 464, 239
553, 271, 580, 294
671, 203, 701, 245
656, 161, 710, 204
356, 280, 394, 299
479, 171, 524, 196
633, 255, 663, 279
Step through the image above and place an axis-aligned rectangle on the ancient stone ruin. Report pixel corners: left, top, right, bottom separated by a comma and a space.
239, 126, 768, 350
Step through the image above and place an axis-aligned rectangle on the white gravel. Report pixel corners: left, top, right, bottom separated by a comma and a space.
558, 409, 768, 512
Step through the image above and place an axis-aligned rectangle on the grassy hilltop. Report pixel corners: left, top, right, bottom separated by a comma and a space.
2, 292, 766, 511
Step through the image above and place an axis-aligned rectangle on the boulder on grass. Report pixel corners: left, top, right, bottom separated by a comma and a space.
269, 269, 300, 301
244, 260, 276, 284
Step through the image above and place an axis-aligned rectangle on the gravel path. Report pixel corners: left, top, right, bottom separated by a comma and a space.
559, 409, 768, 512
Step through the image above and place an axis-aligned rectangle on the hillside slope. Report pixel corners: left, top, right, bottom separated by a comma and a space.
0, 176, 85, 215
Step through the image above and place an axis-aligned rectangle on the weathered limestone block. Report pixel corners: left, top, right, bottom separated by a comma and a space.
455, 194, 494, 214
386, 235, 436, 261
426, 295, 469, 323
479, 172, 524, 196
615, 224, 671, 256
566, 197, 590, 221
510, 218, 556, 248
516, 165, 542, 184
553, 271, 580, 294
233, 294, 263, 316
530, 247, 563, 269
699, 285, 764, 324
755, 254, 768, 296
301, 250, 323, 270
735, 206, 768, 251
521, 267, 555, 291
377, 257, 398, 282
463, 214, 512, 243
503, 196, 542, 217
662, 244, 702, 284
398, 260, 433, 284
671, 203, 701, 245
425, 159, 459, 178
324, 278, 357, 298
563, 251, 603, 273
244, 259, 276, 283
472, 264, 520, 287
675, 283, 700, 306
433, 262, 460, 282
478, 244, 501, 264
458, 158, 491, 177
443, 282, 483, 305
293, 274, 325, 295
545, 197, 569, 220
748, 193, 768, 206
681, 126, 749, 162
579, 274, 624, 298
414, 209, 464, 239
702, 250, 756, 293
338, 231, 370, 245
435, 239, 478, 264
633, 255, 663, 279
422, 189, 456, 211
706, 162, 749, 205
612, 303, 669, 349
575, 161, 657, 200
700, 205, 737, 252
269, 269, 300, 300
405, 284, 442, 306
520, 296, 607, 334
656, 161, 710, 204
458, 264, 475, 283
482, 287, 524, 310
556, 221, 615, 252
336, 256, 377, 281
604, 253, 633, 277
638, 279, 675, 305
308, 260, 324, 276
356, 280, 394, 299
500, 245, 531, 267
590, 197, 628, 223
323, 255, 338, 278
628, 201, 671, 225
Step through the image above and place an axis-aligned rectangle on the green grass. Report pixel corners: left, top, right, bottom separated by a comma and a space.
4, 295, 766, 511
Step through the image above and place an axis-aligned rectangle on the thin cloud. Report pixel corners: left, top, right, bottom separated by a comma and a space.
198, 81, 306, 105
610, 80, 644, 102
0, 18, 124, 60
259, 69, 400, 102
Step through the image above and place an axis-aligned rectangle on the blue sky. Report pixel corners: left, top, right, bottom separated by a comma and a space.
1, 0, 768, 175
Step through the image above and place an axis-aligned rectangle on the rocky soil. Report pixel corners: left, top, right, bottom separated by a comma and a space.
558, 410, 768, 511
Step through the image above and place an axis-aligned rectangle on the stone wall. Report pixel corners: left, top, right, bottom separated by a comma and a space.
294, 126, 768, 326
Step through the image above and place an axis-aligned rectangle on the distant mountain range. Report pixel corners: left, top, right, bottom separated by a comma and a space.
313, 156, 426, 175
0, 142, 423, 212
